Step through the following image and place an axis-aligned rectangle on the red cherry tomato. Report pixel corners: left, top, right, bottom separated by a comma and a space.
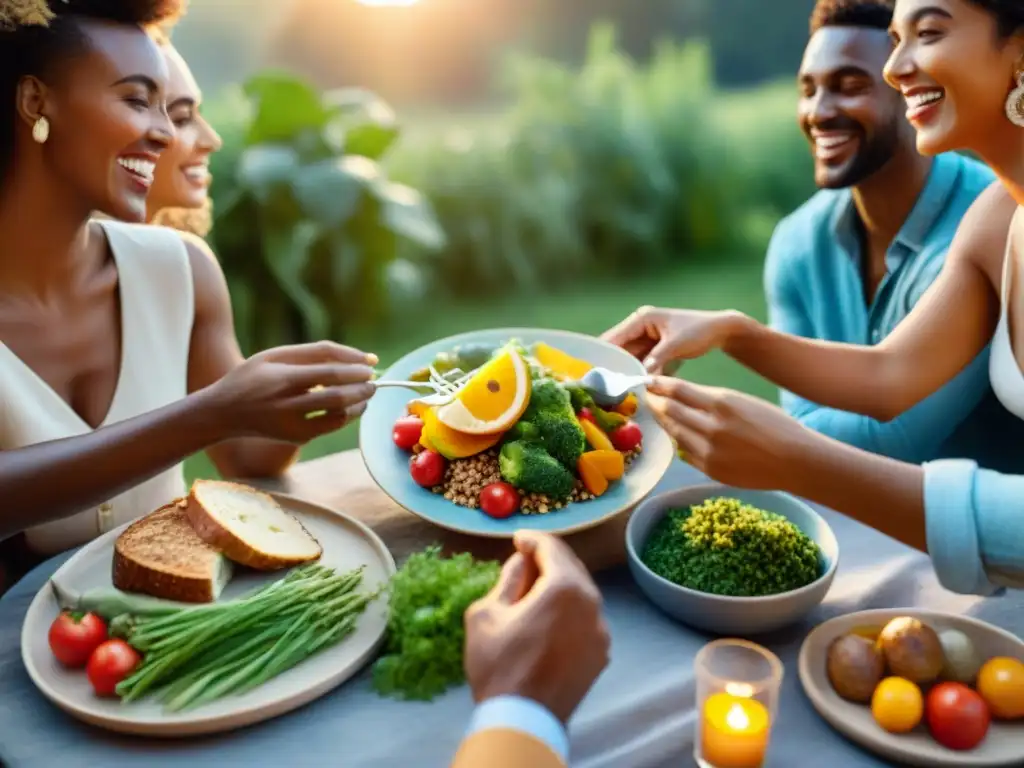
610, 421, 643, 452
393, 415, 424, 452
576, 408, 595, 425
479, 482, 521, 519
48, 611, 108, 668
926, 682, 991, 751
86, 639, 141, 697
410, 449, 447, 488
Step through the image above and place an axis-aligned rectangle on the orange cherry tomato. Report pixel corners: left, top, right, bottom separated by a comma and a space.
871, 677, 923, 734
977, 657, 1024, 720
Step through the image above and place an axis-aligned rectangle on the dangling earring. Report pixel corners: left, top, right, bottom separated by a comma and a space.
31, 116, 49, 144
1006, 65, 1024, 127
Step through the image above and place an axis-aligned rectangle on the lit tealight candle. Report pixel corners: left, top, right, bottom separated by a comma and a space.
700, 691, 771, 768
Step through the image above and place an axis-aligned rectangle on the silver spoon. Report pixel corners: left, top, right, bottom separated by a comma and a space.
571, 367, 653, 408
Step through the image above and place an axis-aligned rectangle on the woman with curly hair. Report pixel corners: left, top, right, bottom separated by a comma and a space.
606, 0, 1024, 596
0, 1, 376, 590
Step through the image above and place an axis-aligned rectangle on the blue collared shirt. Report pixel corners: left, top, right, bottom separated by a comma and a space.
464, 695, 569, 761
764, 151, 1024, 472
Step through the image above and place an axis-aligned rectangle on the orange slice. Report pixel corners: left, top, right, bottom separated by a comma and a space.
581, 420, 614, 452
434, 348, 531, 435
533, 342, 592, 381
420, 407, 501, 459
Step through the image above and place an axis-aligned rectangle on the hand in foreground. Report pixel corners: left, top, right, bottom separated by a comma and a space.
464, 531, 610, 724
201, 341, 378, 443
644, 376, 812, 490
601, 305, 745, 374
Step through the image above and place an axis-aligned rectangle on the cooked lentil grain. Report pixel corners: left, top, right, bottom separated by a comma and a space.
433, 446, 643, 514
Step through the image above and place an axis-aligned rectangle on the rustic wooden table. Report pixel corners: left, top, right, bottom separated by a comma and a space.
246, 447, 632, 571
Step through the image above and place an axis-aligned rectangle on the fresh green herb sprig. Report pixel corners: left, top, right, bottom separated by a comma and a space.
641, 497, 822, 597
372, 546, 499, 701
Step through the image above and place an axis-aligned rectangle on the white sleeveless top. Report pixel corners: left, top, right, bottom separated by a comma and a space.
989, 207, 1024, 419
0, 220, 194, 554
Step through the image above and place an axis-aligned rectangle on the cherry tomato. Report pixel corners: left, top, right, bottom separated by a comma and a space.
610, 421, 643, 452
393, 415, 424, 452
871, 677, 923, 734
576, 408, 596, 425
926, 682, 990, 750
410, 449, 446, 488
977, 657, 1024, 719
479, 482, 520, 519
48, 611, 108, 668
86, 639, 141, 697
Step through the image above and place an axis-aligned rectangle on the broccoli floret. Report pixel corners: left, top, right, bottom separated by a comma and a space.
506, 420, 541, 444
499, 441, 575, 499
524, 378, 572, 418
519, 378, 586, 468
640, 497, 823, 597
534, 411, 585, 468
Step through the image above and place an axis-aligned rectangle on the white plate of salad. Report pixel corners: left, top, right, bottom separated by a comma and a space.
20, 489, 395, 737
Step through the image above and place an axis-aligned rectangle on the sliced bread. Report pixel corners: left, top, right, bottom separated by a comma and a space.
185, 480, 322, 571
112, 500, 233, 603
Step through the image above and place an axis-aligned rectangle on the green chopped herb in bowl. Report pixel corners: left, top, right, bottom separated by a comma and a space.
641, 497, 822, 597
625, 485, 839, 635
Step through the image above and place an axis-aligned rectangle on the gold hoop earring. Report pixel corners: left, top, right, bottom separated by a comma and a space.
31, 116, 49, 144
1006, 67, 1024, 127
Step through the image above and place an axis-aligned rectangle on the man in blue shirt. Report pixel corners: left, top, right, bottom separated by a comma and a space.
764, 0, 1023, 469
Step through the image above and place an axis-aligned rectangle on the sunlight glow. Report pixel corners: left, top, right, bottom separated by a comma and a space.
355, 0, 422, 6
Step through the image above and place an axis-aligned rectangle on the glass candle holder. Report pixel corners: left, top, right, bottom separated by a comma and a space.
694, 639, 784, 768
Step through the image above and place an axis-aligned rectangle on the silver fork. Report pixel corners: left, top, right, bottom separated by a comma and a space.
570, 367, 653, 408
373, 366, 475, 403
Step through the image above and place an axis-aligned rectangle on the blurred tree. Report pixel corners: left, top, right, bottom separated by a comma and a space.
708, 0, 818, 86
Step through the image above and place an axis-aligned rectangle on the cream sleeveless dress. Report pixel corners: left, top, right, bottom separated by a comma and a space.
0, 219, 193, 555
989, 207, 1024, 418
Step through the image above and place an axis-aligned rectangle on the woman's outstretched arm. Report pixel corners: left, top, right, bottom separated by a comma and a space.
722, 182, 1014, 421
606, 182, 1016, 421
181, 233, 304, 479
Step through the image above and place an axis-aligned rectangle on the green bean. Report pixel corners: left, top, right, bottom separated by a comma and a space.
114, 563, 374, 710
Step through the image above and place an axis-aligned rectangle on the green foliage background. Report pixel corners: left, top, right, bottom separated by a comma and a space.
205, 27, 812, 354
185, 26, 814, 481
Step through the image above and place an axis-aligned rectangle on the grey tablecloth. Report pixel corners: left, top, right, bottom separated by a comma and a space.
1, 464, 1021, 768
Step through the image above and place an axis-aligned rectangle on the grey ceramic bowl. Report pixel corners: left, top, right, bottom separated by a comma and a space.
625, 484, 839, 636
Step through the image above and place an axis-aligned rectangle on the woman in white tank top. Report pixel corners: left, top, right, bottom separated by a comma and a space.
0, 4, 377, 590
603, 0, 1024, 596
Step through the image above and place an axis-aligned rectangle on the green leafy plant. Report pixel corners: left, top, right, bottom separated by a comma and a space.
208, 72, 445, 353
383, 24, 811, 299
372, 546, 500, 701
